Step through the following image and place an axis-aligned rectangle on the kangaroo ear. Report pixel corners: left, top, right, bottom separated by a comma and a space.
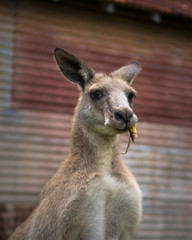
111, 61, 142, 85
54, 48, 94, 90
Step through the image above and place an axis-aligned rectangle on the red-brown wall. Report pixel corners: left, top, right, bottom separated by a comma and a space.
0, 0, 192, 239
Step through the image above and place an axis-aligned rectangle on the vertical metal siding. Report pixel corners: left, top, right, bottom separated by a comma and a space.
0, 0, 191, 239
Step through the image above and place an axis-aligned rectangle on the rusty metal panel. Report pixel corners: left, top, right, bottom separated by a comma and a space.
123, 139, 192, 239
0, 1, 15, 238
0, 109, 72, 200
0, 2, 14, 109
121, 122, 192, 239
0, 111, 72, 237
12, 0, 192, 127
112, 0, 192, 18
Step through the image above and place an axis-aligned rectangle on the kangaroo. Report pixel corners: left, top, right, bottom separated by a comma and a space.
8, 48, 142, 240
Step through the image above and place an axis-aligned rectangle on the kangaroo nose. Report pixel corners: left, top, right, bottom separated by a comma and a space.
115, 110, 133, 123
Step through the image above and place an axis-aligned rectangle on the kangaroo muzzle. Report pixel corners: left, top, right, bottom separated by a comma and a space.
115, 109, 133, 124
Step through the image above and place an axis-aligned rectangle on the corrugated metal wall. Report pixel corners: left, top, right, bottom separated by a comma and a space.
113, 0, 192, 18
0, 0, 192, 239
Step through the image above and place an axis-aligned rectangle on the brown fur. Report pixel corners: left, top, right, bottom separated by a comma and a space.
9, 48, 142, 240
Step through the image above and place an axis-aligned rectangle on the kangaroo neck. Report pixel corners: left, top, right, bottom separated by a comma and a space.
70, 117, 120, 173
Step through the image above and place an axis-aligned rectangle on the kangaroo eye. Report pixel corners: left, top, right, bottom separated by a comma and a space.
90, 90, 103, 100
128, 92, 136, 101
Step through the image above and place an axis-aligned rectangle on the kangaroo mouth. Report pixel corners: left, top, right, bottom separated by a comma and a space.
115, 125, 131, 133
104, 114, 138, 134
110, 123, 135, 134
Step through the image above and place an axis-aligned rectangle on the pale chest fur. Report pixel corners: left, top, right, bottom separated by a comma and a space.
76, 173, 142, 239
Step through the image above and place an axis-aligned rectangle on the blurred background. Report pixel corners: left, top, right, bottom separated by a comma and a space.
0, 0, 192, 239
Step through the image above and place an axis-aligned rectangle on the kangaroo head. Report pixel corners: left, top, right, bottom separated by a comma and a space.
54, 48, 141, 136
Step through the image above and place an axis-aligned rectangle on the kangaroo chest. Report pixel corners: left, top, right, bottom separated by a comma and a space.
77, 173, 142, 239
